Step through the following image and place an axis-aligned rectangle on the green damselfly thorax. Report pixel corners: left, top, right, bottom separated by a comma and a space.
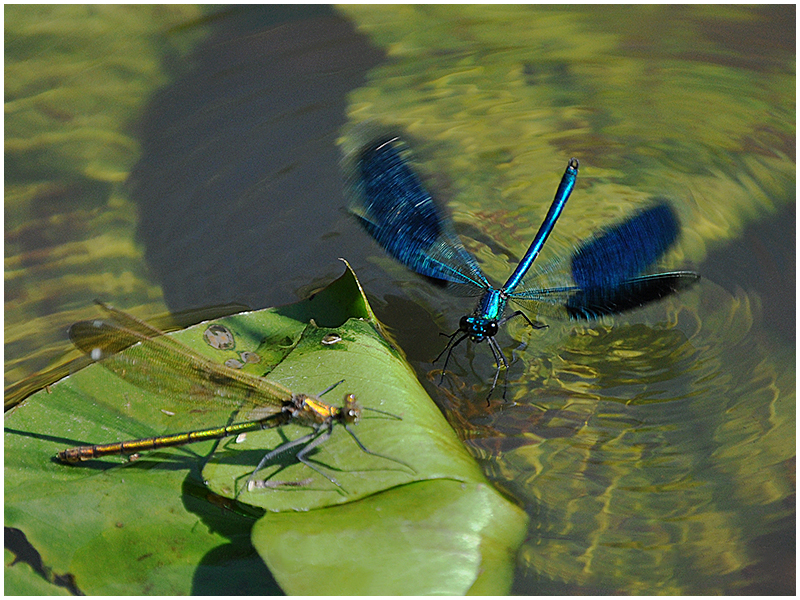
57, 302, 412, 492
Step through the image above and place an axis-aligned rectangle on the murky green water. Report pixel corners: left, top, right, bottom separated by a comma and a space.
5, 5, 794, 595
336, 6, 794, 594
5, 5, 207, 386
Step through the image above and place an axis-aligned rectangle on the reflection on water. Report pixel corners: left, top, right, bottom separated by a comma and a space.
4, 4, 794, 595
4, 5, 207, 385
459, 282, 793, 594
339, 4, 793, 595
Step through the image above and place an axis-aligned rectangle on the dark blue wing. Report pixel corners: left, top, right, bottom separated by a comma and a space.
348, 137, 490, 293
509, 201, 699, 318
563, 271, 700, 319
571, 201, 679, 290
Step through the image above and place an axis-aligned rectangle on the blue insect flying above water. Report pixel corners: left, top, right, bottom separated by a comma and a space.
349, 137, 700, 399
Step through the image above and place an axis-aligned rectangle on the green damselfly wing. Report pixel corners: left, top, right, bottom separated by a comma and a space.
69, 302, 294, 424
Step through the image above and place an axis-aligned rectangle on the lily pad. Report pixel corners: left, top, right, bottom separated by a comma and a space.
5, 263, 528, 595
253, 479, 527, 595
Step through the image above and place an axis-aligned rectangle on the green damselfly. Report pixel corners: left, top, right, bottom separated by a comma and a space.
57, 302, 410, 491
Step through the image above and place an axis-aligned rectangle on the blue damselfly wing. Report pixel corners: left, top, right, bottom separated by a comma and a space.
350, 137, 490, 294
510, 201, 700, 319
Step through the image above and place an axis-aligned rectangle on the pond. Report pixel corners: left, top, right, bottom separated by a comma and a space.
5, 5, 795, 595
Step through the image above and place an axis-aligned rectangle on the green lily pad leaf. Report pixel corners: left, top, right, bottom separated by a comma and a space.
5, 399, 269, 595
253, 479, 527, 595
5, 263, 527, 595
4, 548, 70, 596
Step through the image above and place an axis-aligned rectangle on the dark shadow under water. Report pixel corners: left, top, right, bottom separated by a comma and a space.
131, 5, 386, 312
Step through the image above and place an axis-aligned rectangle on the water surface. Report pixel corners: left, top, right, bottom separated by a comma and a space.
4, 5, 794, 595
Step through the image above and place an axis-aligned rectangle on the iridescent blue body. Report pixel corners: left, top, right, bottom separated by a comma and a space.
350, 137, 699, 399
